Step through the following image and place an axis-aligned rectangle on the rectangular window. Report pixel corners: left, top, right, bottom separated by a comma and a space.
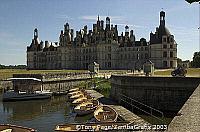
163, 61, 167, 67
137, 54, 139, 59
163, 45, 167, 49
170, 38, 173, 42
163, 38, 167, 42
170, 45, 173, 48
108, 62, 111, 68
145, 53, 148, 59
108, 54, 111, 60
170, 51, 173, 58
108, 46, 111, 52
170, 61, 173, 67
163, 51, 167, 58
105, 62, 107, 68
141, 54, 143, 59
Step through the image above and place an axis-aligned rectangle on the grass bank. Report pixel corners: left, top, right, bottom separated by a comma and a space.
154, 68, 200, 77
77, 77, 111, 97
93, 77, 111, 97
0, 69, 87, 80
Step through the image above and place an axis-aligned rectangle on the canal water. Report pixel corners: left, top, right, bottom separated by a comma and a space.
0, 93, 91, 132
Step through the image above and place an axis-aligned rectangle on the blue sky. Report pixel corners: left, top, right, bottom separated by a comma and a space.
0, 0, 199, 65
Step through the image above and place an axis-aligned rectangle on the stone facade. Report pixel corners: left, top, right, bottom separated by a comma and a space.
27, 11, 177, 70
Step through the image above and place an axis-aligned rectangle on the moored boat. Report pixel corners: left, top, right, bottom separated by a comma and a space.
74, 99, 99, 116
2, 78, 52, 102
71, 97, 87, 106
2, 90, 52, 102
68, 88, 79, 93
0, 124, 36, 132
69, 93, 85, 102
94, 105, 118, 122
67, 91, 82, 98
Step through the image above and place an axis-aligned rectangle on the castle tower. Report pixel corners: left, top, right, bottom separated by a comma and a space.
33, 28, 39, 45
106, 17, 110, 30
160, 11, 165, 27
130, 30, 135, 44
100, 20, 104, 30
64, 23, 70, 32
125, 25, 129, 36
61, 23, 72, 46
124, 25, 129, 44
97, 15, 100, 31
34, 28, 38, 39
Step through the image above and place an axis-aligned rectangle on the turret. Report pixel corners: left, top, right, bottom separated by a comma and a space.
130, 30, 135, 44
125, 25, 129, 36
70, 29, 74, 42
106, 17, 110, 30
97, 15, 100, 31
33, 28, 39, 45
100, 20, 104, 30
64, 23, 70, 33
40, 41, 43, 50
160, 11, 165, 27
45, 41, 49, 48
34, 28, 38, 39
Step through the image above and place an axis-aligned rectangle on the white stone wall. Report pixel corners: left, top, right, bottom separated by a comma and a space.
27, 41, 177, 70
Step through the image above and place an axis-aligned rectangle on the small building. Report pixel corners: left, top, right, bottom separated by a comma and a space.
143, 60, 154, 76
182, 60, 190, 68
88, 62, 99, 73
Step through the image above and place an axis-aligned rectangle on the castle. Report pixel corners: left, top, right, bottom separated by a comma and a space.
27, 11, 177, 70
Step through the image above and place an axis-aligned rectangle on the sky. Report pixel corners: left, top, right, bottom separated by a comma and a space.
0, 0, 199, 65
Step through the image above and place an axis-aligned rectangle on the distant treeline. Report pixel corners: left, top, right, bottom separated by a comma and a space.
0, 64, 27, 69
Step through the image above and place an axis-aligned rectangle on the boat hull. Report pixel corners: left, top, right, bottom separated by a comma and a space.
94, 105, 118, 122
74, 108, 95, 116
2, 91, 52, 102
74, 99, 99, 116
0, 124, 36, 132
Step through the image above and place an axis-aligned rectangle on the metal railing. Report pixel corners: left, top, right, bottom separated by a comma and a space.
120, 93, 164, 123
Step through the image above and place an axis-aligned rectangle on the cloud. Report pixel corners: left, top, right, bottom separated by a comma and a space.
113, 23, 146, 29
79, 15, 124, 21
56, 14, 73, 20
79, 15, 146, 30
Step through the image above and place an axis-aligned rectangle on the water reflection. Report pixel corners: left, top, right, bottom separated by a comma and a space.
0, 93, 94, 131
2, 96, 69, 121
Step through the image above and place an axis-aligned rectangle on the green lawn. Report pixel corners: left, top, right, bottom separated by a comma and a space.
154, 68, 200, 77
93, 78, 111, 97
0, 69, 86, 80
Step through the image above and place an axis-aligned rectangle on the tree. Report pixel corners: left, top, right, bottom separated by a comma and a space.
185, 0, 200, 4
177, 58, 183, 67
191, 52, 200, 68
